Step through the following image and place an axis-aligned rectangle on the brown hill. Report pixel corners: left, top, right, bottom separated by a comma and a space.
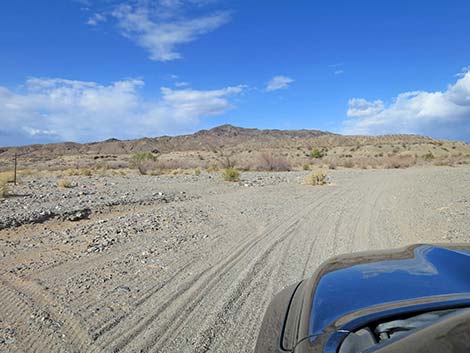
1, 125, 469, 171
0, 125, 333, 157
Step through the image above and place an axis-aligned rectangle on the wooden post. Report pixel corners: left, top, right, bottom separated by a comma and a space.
14, 152, 17, 186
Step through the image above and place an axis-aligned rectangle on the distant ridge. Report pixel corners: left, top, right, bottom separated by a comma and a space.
0, 124, 444, 158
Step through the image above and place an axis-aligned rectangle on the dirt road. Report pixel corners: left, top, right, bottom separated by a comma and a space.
1, 167, 469, 352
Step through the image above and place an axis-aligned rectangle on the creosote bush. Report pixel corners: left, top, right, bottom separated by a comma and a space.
130, 152, 157, 174
304, 170, 328, 186
221, 168, 240, 182
309, 147, 325, 159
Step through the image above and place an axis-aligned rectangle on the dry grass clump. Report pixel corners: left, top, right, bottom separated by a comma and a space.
221, 168, 240, 182
111, 170, 128, 176
194, 168, 202, 176
0, 177, 9, 198
433, 154, 470, 166
304, 170, 328, 186
207, 164, 220, 173
64, 168, 93, 176
57, 179, 74, 188
257, 152, 292, 171
384, 154, 417, 169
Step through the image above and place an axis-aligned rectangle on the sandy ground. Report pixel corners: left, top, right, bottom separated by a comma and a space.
0, 167, 469, 353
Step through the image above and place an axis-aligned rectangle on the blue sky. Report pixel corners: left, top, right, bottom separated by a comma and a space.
1, 0, 470, 146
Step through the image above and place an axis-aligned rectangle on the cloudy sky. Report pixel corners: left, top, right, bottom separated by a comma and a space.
1, 0, 470, 146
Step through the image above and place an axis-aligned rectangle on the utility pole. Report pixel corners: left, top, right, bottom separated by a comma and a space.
13, 152, 17, 186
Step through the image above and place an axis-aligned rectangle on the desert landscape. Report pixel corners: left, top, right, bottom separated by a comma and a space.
1, 126, 470, 352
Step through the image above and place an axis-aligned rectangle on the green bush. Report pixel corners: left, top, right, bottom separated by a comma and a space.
221, 168, 240, 182
310, 147, 325, 159
130, 152, 156, 168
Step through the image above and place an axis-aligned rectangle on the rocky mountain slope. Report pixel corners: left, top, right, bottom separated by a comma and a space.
0, 125, 469, 171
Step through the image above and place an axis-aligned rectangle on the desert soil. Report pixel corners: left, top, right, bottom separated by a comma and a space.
0, 167, 469, 353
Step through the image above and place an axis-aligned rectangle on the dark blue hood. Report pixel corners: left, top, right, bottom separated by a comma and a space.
309, 245, 470, 338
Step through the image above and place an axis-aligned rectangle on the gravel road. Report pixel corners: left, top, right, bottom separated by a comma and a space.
0, 167, 469, 353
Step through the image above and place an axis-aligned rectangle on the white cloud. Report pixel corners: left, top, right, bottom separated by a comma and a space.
334, 70, 344, 75
175, 81, 189, 87
347, 98, 384, 117
86, 13, 106, 26
266, 75, 294, 92
344, 71, 470, 140
111, 3, 230, 61
0, 78, 244, 145
456, 66, 470, 78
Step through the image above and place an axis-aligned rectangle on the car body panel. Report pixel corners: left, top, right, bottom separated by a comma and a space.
309, 245, 470, 338
255, 244, 470, 353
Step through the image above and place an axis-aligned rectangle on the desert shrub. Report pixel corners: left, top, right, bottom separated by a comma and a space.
94, 161, 109, 170
341, 159, 354, 168
112, 170, 127, 176
384, 154, 417, 169
130, 151, 156, 170
423, 152, 434, 161
64, 169, 80, 176
0, 177, 9, 198
207, 164, 220, 173
309, 147, 325, 159
221, 168, 240, 182
64, 168, 93, 176
257, 152, 291, 171
304, 170, 328, 186
148, 169, 163, 176
58, 179, 73, 188
194, 168, 202, 176
79, 168, 93, 176
302, 164, 310, 171
219, 156, 236, 169
137, 161, 156, 175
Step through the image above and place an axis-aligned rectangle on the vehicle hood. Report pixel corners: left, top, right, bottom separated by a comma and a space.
308, 244, 470, 338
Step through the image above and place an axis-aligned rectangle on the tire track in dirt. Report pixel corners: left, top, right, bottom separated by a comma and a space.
91, 187, 338, 353
3, 168, 467, 353
138, 188, 345, 353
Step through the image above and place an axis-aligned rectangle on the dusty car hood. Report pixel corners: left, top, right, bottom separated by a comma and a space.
308, 244, 470, 338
